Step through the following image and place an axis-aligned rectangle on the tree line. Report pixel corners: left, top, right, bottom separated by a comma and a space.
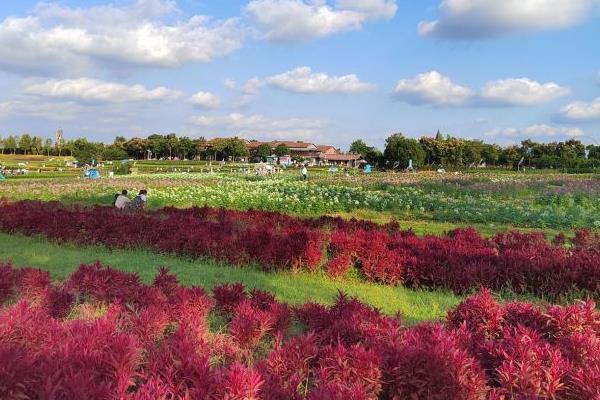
351, 131, 600, 170
1, 131, 599, 170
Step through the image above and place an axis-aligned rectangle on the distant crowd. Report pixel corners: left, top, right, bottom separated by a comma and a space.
112, 189, 148, 211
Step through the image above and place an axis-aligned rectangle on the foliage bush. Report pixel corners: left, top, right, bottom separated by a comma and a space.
0, 200, 599, 299
1, 262, 598, 398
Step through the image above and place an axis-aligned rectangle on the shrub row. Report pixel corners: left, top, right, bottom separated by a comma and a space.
1, 262, 599, 399
0, 200, 599, 298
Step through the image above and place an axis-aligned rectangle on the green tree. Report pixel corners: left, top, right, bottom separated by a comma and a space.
5, 136, 17, 154
349, 139, 371, 156
113, 136, 127, 148
19, 134, 32, 154
274, 144, 289, 157
102, 145, 128, 161
177, 136, 195, 159
124, 138, 149, 160
501, 145, 521, 168
588, 144, 600, 160
193, 138, 207, 160
32, 136, 43, 155
43, 138, 53, 156
165, 133, 179, 159
383, 133, 425, 169
256, 143, 272, 160
147, 134, 166, 159
223, 137, 249, 160
72, 138, 103, 164
481, 144, 501, 166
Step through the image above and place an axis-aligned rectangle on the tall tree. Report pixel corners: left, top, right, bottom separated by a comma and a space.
349, 139, 371, 156
384, 133, 425, 168
165, 133, 179, 159
32, 136, 43, 155
44, 138, 53, 156
274, 144, 289, 157
256, 143, 272, 160
19, 134, 32, 155
5, 136, 17, 155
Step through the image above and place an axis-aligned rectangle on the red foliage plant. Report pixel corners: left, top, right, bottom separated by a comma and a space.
0, 200, 598, 298
0, 262, 599, 399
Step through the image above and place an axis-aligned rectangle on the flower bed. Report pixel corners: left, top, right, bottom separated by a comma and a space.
1, 262, 599, 399
0, 200, 599, 298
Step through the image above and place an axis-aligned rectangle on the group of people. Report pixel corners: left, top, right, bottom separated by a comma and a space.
112, 189, 148, 210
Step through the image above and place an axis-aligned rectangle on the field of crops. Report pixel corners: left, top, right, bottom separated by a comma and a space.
1, 159, 599, 399
1, 170, 599, 230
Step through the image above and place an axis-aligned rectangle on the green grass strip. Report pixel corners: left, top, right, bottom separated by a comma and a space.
0, 232, 463, 324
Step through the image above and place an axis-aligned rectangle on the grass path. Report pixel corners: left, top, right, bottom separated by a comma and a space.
0, 232, 462, 324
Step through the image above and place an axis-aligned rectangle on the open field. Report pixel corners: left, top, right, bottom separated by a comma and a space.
1, 166, 599, 232
1, 157, 599, 399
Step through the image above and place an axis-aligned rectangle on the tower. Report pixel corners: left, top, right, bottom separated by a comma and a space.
55, 128, 64, 145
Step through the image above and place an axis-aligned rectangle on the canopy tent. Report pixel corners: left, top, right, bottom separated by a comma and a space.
85, 168, 101, 179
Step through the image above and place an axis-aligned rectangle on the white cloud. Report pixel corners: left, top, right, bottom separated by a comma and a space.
0, 0, 244, 74
0, 98, 92, 120
480, 78, 569, 106
224, 79, 237, 90
246, 0, 397, 41
392, 71, 473, 106
23, 78, 181, 104
189, 91, 220, 108
486, 124, 585, 139
190, 112, 325, 140
241, 77, 264, 96
419, 0, 597, 40
560, 98, 600, 121
335, 0, 398, 19
266, 66, 374, 94
392, 71, 569, 107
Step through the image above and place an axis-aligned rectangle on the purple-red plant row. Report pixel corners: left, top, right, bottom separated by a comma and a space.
0, 200, 599, 298
1, 262, 599, 399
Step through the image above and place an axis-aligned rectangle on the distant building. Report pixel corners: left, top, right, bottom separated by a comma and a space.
208, 137, 363, 167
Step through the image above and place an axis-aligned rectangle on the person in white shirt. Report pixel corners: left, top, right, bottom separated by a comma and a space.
301, 165, 308, 180
114, 190, 131, 209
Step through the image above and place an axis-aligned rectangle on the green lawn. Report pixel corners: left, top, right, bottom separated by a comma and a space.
0, 232, 462, 324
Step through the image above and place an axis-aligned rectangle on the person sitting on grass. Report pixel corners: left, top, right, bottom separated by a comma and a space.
114, 189, 131, 209
126, 189, 148, 211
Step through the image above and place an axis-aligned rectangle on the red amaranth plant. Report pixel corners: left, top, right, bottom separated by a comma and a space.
383, 323, 489, 400
447, 288, 504, 340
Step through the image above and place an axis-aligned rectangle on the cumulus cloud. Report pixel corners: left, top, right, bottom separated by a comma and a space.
480, 78, 569, 106
392, 71, 473, 106
189, 91, 220, 108
560, 98, 600, 121
419, 0, 597, 40
0, 0, 244, 75
246, 0, 397, 41
224, 79, 237, 90
23, 78, 181, 104
392, 71, 568, 107
486, 124, 585, 139
0, 99, 86, 120
266, 66, 374, 94
189, 112, 325, 140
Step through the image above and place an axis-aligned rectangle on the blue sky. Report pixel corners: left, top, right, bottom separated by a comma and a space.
0, 0, 599, 149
